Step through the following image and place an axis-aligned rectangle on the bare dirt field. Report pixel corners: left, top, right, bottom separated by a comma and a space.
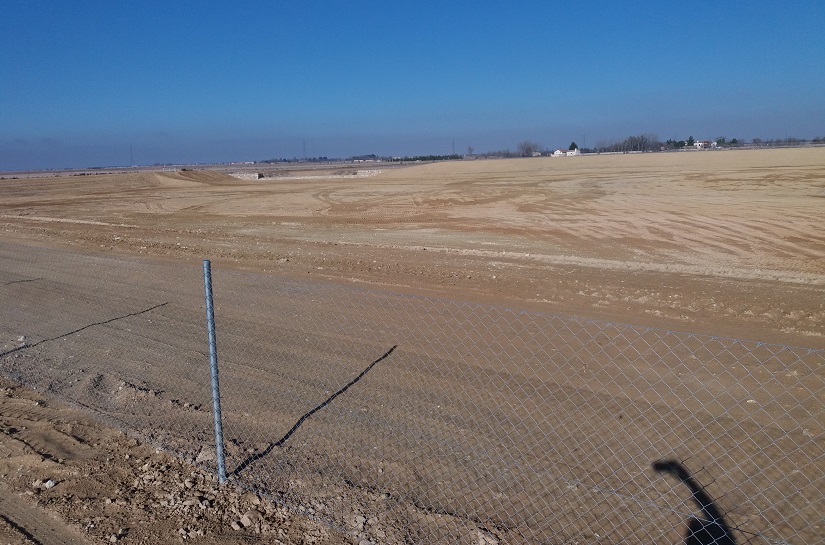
1, 147, 824, 544
3, 148, 824, 345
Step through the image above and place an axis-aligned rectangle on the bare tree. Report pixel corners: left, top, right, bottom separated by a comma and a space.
516, 140, 542, 157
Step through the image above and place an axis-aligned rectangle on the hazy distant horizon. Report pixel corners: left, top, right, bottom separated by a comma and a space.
3, 129, 825, 173
2, 1, 823, 171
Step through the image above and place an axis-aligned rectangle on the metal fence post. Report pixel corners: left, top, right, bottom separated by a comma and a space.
202, 259, 227, 484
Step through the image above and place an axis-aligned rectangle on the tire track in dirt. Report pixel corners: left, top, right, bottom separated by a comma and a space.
0, 392, 93, 545
0, 488, 92, 545
1, 404, 93, 463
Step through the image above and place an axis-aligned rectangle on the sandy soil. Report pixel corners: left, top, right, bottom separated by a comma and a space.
1, 148, 823, 544
2, 148, 823, 345
0, 375, 351, 545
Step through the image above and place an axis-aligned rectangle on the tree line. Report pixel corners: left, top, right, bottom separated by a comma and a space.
390, 154, 463, 162
585, 134, 823, 154
481, 134, 825, 157
255, 134, 824, 164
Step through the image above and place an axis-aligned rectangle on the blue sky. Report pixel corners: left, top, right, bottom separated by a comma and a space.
1, 1, 823, 170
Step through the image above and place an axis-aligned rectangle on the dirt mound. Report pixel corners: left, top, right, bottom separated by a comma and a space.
158, 169, 239, 186
0, 376, 351, 545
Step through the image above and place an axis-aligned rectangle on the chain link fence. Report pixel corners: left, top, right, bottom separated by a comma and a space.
1, 241, 823, 544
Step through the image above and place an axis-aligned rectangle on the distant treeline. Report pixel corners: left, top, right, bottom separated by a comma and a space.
253, 134, 824, 165
258, 156, 336, 163
390, 154, 462, 162
255, 153, 465, 164
479, 134, 824, 157
590, 134, 825, 154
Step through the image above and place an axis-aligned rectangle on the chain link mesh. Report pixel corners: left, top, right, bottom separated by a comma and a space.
1, 241, 823, 544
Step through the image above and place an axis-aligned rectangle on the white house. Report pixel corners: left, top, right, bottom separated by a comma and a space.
552, 148, 580, 157
694, 140, 718, 149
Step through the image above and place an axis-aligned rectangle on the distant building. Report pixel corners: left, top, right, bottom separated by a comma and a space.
694, 140, 718, 149
552, 148, 581, 157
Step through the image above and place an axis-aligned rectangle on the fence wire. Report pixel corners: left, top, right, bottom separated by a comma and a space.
1, 241, 823, 545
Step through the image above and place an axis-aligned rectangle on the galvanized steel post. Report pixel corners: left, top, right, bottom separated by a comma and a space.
202, 260, 227, 484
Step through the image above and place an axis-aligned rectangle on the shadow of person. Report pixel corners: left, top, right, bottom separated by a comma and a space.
653, 460, 737, 545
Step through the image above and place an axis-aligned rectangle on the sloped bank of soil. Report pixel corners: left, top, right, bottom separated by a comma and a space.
0, 376, 355, 545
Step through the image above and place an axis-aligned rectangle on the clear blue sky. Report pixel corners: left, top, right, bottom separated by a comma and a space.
2, 1, 824, 170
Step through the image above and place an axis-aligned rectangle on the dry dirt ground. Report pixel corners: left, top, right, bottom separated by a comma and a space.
1, 148, 824, 544
3, 148, 823, 345
0, 375, 352, 545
